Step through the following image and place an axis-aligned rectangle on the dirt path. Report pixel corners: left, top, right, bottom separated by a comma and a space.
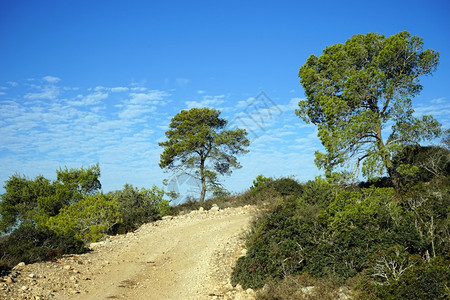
1, 206, 257, 300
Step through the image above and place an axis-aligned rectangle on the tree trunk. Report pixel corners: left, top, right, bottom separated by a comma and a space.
199, 159, 206, 203
376, 124, 401, 191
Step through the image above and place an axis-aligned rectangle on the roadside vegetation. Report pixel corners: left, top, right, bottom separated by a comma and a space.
0, 30, 448, 299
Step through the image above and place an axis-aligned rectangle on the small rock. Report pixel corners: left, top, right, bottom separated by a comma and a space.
28, 273, 36, 278
69, 288, 80, 294
241, 248, 247, 256
6, 277, 13, 283
13, 262, 26, 270
199, 207, 204, 212
210, 204, 220, 212
246, 288, 255, 296
63, 265, 72, 270
21, 285, 28, 291
162, 215, 173, 220
301, 286, 315, 294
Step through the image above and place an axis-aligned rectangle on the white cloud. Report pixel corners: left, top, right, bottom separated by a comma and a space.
129, 90, 170, 104
43, 76, 61, 83
118, 104, 158, 119
430, 97, 445, 104
67, 92, 109, 106
7, 81, 18, 87
110, 87, 129, 93
185, 94, 225, 109
24, 85, 60, 100
197, 90, 206, 94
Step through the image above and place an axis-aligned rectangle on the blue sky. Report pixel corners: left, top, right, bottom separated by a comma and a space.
1, 0, 449, 200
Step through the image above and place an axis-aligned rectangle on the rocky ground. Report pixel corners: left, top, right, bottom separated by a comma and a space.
0, 205, 259, 300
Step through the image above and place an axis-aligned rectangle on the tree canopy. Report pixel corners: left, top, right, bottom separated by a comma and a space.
296, 31, 441, 189
0, 164, 102, 233
159, 107, 249, 202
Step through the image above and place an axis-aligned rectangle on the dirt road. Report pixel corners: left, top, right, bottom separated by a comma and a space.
1, 206, 256, 300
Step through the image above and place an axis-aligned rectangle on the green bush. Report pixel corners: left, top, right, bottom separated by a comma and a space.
231, 197, 324, 289
0, 225, 86, 274
44, 194, 121, 243
231, 184, 431, 290
110, 184, 171, 233
267, 177, 303, 198
358, 253, 450, 299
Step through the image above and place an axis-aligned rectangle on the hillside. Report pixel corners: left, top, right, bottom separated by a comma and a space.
0, 206, 257, 300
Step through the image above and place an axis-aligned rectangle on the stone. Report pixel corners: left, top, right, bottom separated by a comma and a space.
6, 277, 13, 284
301, 286, 315, 294
199, 207, 204, 212
28, 273, 37, 278
13, 262, 26, 270
246, 288, 255, 296
210, 204, 220, 212
63, 265, 72, 270
241, 248, 247, 256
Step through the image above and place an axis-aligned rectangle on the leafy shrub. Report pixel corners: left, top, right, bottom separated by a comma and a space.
267, 177, 303, 198
231, 197, 324, 289
357, 254, 450, 299
0, 164, 102, 233
0, 225, 86, 274
231, 184, 428, 290
44, 194, 121, 243
110, 184, 171, 233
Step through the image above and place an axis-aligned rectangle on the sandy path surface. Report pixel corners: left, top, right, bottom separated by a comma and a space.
1, 206, 256, 300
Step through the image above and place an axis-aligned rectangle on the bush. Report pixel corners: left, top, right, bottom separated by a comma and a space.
267, 177, 303, 198
231, 184, 429, 290
110, 184, 171, 233
0, 225, 86, 274
231, 197, 325, 289
44, 194, 121, 243
357, 254, 450, 299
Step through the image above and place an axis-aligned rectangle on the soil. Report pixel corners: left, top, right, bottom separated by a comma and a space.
0, 205, 258, 300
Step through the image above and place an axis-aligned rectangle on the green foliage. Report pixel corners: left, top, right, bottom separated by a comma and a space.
231, 185, 430, 290
0, 175, 52, 232
267, 177, 303, 198
159, 107, 249, 202
402, 178, 450, 259
44, 194, 121, 243
359, 253, 450, 300
56, 163, 101, 198
110, 184, 171, 233
250, 174, 272, 194
0, 225, 86, 273
296, 31, 441, 189
394, 145, 450, 184
0, 164, 102, 233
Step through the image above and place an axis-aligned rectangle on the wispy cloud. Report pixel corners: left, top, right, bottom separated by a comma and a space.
43, 75, 61, 84
24, 84, 60, 100
67, 92, 109, 106
185, 94, 225, 109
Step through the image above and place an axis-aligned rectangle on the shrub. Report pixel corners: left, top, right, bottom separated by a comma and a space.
357, 254, 450, 299
110, 184, 171, 233
0, 225, 86, 274
231, 197, 325, 289
231, 185, 428, 290
45, 194, 121, 243
267, 177, 303, 198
